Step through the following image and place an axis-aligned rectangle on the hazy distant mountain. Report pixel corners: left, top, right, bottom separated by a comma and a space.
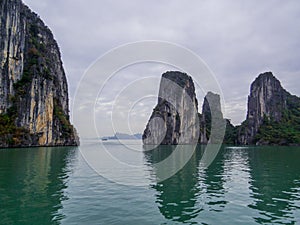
102, 132, 142, 140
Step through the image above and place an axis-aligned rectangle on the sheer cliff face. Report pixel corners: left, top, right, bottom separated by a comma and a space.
142, 71, 199, 145
238, 72, 288, 145
0, 0, 78, 147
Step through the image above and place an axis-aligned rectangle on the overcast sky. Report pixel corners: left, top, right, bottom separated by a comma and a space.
23, 0, 300, 136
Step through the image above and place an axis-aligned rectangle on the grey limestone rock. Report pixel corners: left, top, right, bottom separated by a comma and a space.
143, 71, 199, 145
0, 0, 78, 147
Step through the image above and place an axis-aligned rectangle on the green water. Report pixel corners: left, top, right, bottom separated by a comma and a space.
0, 143, 300, 224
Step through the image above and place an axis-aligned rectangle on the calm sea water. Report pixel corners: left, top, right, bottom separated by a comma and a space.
0, 141, 300, 225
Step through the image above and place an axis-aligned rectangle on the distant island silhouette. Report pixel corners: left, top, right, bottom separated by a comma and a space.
101, 132, 142, 140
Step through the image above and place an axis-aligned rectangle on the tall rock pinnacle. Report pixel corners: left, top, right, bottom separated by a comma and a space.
142, 71, 199, 145
238, 72, 300, 145
0, 0, 78, 147
200, 91, 225, 144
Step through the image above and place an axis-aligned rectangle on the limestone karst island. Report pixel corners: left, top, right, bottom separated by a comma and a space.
0, 0, 78, 147
143, 71, 300, 146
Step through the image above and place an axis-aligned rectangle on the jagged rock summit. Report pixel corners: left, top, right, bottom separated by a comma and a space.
142, 71, 200, 145
0, 0, 78, 147
238, 72, 300, 145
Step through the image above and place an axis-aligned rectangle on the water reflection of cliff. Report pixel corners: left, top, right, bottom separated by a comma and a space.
144, 145, 228, 223
248, 146, 300, 224
0, 147, 77, 224
144, 145, 202, 223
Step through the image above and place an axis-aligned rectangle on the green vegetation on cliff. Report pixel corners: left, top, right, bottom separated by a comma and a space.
253, 95, 300, 145
53, 99, 74, 139
0, 111, 31, 147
